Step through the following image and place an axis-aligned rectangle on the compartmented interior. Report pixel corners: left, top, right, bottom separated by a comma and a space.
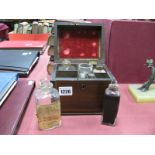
55, 63, 109, 79
52, 23, 111, 81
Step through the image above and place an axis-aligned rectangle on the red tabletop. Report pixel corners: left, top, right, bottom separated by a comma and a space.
17, 50, 155, 135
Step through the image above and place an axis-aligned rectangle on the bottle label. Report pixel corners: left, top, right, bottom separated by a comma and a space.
36, 100, 61, 130
59, 86, 73, 96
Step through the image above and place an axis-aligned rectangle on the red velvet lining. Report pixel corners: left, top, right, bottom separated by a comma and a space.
58, 27, 100, 58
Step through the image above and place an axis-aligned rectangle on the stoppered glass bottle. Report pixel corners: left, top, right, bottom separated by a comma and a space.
34, 79, 61, 130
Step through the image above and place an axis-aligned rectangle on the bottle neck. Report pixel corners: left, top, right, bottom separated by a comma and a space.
106, 83, 120, 96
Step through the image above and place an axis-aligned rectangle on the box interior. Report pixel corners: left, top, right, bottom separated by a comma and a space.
56, 64, 109, 79
58, 26, 101, 59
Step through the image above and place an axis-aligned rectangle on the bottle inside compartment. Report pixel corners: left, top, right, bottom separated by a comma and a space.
55, 63, 109, 79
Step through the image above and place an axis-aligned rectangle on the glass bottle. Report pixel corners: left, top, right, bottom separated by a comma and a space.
34, 79, 61, 130
102, 83, 120, 126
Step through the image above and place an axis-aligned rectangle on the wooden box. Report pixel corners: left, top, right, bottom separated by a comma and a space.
51, 22, 116, 115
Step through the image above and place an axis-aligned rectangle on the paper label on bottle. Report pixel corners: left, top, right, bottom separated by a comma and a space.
59, 87, 73, 96
36, 100, 61, 130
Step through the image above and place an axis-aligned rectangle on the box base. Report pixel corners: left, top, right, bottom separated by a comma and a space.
128, 84, 155, 103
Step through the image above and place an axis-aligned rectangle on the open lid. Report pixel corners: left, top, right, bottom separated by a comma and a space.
54, 22, 105, 63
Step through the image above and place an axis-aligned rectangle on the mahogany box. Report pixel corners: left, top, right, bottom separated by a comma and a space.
51, 22, 116, 115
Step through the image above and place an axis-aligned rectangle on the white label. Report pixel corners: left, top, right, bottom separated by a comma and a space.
22, 52, 32, 56
28, 80, 34, 85
93, 69, 106, 73
22, 52, 28, 56
59, 87, 73, 96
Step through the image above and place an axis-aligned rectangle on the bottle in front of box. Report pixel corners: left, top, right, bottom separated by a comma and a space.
34, 79, 61, 130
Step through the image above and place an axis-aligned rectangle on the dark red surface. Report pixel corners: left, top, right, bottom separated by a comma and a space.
90, 19, 155, 83
59, 27, 100, 58
0, 80, 35, 135
108, 20, 155, 83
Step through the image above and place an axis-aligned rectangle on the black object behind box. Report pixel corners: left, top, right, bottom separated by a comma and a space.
51, 22, 116, 115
